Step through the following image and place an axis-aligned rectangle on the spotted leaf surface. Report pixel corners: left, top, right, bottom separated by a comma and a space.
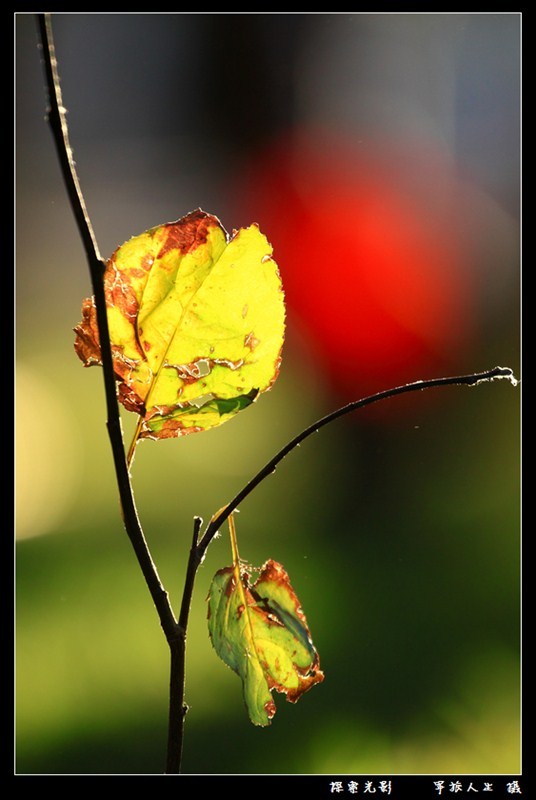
207, 558, 324, 726
74, 209, 285, 439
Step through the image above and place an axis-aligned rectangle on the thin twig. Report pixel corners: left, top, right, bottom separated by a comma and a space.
37, 12, 182, 756
165, 517, 204, 774
178, 517, 204, 634
37, 12, 176, 636
36, 17, 102, 265
198, 366, 516, 555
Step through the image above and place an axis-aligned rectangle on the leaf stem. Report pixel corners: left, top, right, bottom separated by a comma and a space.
127, 414, 145, 468
228, 512, 240, 566
198, 366, 517, 555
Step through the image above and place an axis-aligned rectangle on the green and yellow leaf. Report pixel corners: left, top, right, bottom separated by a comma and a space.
207, 556, 324, 726
74, 209, 285, 441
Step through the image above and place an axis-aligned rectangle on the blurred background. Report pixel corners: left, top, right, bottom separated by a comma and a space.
15, 13, 520, 775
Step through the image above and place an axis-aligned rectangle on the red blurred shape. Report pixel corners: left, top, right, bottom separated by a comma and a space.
235, 129, 477, 401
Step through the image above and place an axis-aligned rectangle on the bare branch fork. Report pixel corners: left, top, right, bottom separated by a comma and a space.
37, 12, 516, 775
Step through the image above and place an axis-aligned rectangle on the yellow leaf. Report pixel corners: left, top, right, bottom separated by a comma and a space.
74, 209, 285, 441
207, 514, 323, 726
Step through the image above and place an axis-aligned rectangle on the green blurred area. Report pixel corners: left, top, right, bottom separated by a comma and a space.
15, 13, 520, 775
15, 342, 520, 774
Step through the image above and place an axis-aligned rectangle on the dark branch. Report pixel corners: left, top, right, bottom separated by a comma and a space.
37, 12, 177, 640
36, 14, 102, 266
198, 366, 516, 555
165, 516, 204, 774
179, 517, 204, 634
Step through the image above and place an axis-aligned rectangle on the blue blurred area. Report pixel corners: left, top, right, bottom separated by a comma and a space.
15, 13, 520, 775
